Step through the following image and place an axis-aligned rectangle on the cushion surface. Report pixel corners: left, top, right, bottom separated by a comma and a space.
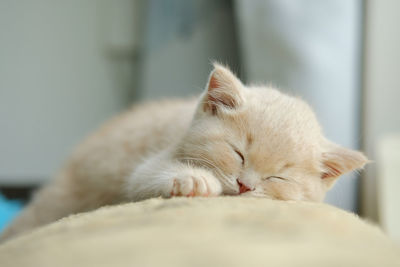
0, 197, 399, 267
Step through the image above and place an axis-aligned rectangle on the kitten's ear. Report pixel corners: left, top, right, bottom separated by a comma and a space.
202, 63, 244, 115
321, 143, 369, 188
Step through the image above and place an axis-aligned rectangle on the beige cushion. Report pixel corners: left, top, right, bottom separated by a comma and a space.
0, 197, 399, 267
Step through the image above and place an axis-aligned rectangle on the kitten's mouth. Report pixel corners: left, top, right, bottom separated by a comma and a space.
237, 179, 253, 194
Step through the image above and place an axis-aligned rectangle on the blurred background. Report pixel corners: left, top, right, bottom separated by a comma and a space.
0, 0, 399, 241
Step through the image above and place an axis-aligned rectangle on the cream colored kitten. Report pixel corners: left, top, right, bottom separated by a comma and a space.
0, 63, 368, 242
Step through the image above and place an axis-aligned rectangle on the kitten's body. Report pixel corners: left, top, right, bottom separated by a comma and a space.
1, 64, 367, 242
1, 99, 197, 240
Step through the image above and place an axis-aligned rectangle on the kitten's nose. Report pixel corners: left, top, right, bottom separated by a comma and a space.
237, 179, 252, 194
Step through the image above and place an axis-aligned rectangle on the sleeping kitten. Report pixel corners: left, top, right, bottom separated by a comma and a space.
0, 63, 368, 241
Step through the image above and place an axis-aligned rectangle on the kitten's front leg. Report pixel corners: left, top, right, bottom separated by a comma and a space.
125, 151, 222, 201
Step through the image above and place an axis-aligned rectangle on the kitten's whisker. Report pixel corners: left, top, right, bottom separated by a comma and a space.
175, 145, 239, 189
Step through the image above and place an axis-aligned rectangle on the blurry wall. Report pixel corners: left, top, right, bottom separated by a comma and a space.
139, 0, 240, 100
0, 0, 139, 184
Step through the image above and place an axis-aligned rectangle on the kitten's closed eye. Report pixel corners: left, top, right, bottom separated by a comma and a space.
263, 176, 287, 182
234, 149, 245, 165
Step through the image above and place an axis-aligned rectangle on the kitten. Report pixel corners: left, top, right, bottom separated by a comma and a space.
0, 63, 368, 241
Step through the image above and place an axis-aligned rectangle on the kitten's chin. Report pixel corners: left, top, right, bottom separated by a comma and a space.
215, 177, 240, 195
221, 186, 240, 196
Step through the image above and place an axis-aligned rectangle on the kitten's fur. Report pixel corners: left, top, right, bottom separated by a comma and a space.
1, 64, 368, 241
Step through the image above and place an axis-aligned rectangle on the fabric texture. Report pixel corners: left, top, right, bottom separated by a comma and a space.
0, 197, 399, 267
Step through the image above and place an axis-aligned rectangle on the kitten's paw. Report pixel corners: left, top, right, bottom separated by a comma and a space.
168, 171, 222, 197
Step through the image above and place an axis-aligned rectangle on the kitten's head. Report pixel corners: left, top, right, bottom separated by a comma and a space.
176, 63, 368, 201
